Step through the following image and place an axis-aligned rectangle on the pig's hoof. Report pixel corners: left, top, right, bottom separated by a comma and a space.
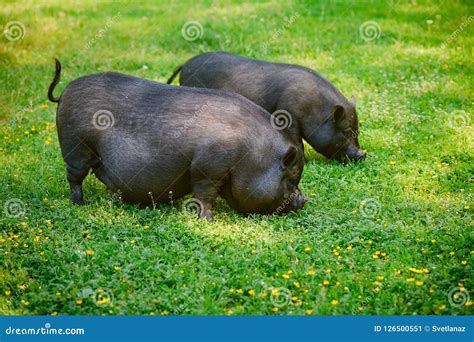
71, 198, 85, 205
200, 209, 214, 222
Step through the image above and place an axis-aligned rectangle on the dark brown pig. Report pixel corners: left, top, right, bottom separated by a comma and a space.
168, 51, 366, 162
48, 60, 307, 220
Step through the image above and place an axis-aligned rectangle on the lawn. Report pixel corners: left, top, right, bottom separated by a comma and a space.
0, 0, 472, 315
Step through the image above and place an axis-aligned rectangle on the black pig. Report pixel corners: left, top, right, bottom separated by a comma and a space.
48, 60, 307, 220
168, 52, 366, 162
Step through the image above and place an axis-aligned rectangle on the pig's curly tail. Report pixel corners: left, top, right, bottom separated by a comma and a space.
48, 58, 61, 103
166, 64, 183, 84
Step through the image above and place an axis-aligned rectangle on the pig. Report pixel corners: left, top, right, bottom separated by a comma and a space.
167, 51, 366, 162
47, 59, 307, 220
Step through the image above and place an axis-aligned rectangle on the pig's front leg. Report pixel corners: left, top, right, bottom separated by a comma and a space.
192, 179, 222, 221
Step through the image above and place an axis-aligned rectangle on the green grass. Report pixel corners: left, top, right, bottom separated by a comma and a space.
0, 0, 472, 315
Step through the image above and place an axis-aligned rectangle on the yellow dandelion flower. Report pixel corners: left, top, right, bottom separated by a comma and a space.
357, 306, 364, 312
323, 280, 330, 286
372, 254, 379, 259
373, 281, 380, 286
114, 265, 121, 271
330, 299, 338, 305
409, 267, 424, 274
55, 291, 61, 297
293, 281, 300, 288
449, 251, 455, 256
305, 309, 313, 315
304, 247, 312, 252
261, 291, 268, 297
96, 297, 110, 305
76, 299, 83, 305
377, 276, 384, 281
282, 274, 290, 280
143, 225, 150, 229
291, 296, 298, 301
21, 300, 30, 306
5, 290, 11, 296
346, 245, 353, 250
335, 281, 341, 286
236, 289, 243, 294
229, 288, 235, 293
431, 239, 436, 243
39, 104, 49, 109
406, 278, 415, 282
438, 304, 446, 310
160, 310, 169, 315
248, 289, 255, 296
226, 309, 234, 315
307, 270, 316, 276
85, 249, 94, 256
415, 281, 424, 286
18, 284, 27, 290
464, 205, 470, 210
51, 311, 58, 316
465, 301, 473, 307
461, 260, 467, 265
344, 286, 349, 291
130, 240, 135, 245
271, 307, 279, 312
389, 161, 396, 165
368, 240, 373, 245
381, 252, 387, 257
271, 289, 280, 296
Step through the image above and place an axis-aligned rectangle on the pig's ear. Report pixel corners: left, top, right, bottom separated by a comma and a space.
332, 105, 346, 125
282, 146, 298, 170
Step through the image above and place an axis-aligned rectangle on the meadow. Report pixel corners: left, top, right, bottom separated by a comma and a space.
0, 0, 472, 315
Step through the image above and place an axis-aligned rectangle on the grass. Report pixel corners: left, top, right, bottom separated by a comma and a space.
0, 0, 472, 315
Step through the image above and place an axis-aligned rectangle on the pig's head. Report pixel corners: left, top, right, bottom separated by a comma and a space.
221, 145, 307, 215
302, 98, 366, 162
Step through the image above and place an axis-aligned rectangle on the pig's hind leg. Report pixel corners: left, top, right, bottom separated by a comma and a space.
66, 159, 90, 205
63, 145, 99, 205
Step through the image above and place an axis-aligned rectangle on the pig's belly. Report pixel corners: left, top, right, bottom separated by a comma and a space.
96, 141, 192, 204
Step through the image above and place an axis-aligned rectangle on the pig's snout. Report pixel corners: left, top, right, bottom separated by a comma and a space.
352, 149, 367, 162
291, 192, 308, 210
